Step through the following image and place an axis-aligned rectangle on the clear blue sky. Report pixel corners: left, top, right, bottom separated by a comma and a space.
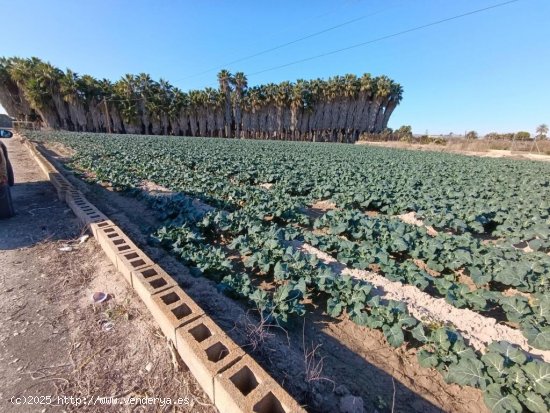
1, 0, 549, 135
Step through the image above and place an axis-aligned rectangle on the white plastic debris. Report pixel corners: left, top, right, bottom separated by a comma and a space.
78, 235, 90, 244
101, 321, 114, 332
91, 292, 108, 304
58, 246, 73, 252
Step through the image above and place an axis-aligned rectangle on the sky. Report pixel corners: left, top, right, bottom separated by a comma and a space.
1, 0, 549, 135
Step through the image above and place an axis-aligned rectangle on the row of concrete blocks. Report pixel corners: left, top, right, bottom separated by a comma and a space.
24, 139, 306, 413
93, 222, 304, 413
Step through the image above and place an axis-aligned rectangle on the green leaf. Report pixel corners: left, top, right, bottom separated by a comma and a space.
522, 361, 550, 396
327, 299, 344, 318
481, 352, 506, 381
501, 296, 531, 323
523, 325, 550, 350
494, 268, 526, 288
383, 324, 404, 348
411, 324, 429, 343
431, 328, 452, 351
468, 266, 491, 287
392, 237, 409, 252
521, 391, 548, 413
528, 238, 543, 251
417, 349, 438, 368
486, 342, 528, 365
532, 294, 550, 320
507, 365, 527, 388
446, 358, 487, 389
483, 384, 523, 413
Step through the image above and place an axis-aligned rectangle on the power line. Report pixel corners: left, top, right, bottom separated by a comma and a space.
173, 4, 399, 82
100, 0, 521, 102
248, 0, 523, 77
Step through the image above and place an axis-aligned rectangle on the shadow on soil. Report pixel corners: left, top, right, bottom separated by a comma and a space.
0, 181, 81, 250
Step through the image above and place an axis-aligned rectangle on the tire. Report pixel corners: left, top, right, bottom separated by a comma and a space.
0, 143, 13, 186
0, 184, 15, 219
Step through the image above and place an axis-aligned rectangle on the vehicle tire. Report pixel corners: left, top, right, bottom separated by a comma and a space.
0, 184, 15, 219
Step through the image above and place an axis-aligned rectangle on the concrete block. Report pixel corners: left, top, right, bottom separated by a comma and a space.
175, 316, 245, 401
70, 201, 108, 226
148, 286, 205, 343
89, 220, 116, 239
98, 231, 139, 269
214, 355, 306, 413
132, 265, 177, 301
117, 250, 154, 285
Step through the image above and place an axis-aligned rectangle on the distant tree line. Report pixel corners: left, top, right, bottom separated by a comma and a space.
0, 57, 404, 143
464, 126, 549, 141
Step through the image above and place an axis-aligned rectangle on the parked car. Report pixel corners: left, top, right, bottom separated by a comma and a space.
0, 129, 13, 138
0, 141, 15, 218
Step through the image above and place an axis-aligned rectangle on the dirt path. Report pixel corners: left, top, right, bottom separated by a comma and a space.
0, 137, 216, 413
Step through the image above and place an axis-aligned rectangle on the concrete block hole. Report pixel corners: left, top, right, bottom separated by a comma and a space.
171, 304, 192, 320
230, 366, 260, 396
205, 342, 229, 363
160, 292, 180, 305
149, 278, 167, 289
189, 323, 212, 343
130, 259, 146, 268
253, 392, 286, 413
141, 268, 158, 278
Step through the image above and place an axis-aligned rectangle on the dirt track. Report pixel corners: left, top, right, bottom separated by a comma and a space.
0, 137, 215, 413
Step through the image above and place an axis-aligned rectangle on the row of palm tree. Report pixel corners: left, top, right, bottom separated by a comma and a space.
0, 57, 403, 142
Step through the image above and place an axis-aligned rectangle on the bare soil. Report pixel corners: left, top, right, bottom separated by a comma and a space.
0, 137, 215, 413
357, 140, 550, 162
296, 241, 550, 363
37, 140, 493, 413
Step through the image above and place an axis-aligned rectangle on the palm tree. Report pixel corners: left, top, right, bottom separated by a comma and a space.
59, 69, 87, 131
114, 74, 140, 133
232, 72, 247, 139
370, 76, 391, 133
9, 58, 62, 129
188, 90, 204, 136
217, 69, 233, 138
0, 58, 35, 122
356, 73, 374, 135
290, 80, 305, 140
379, 81, 403, 132
169, 88, 187, 135
274, 81, 291, 139
536, 124, 548, 140
0, 56, 405, 141
341, 74, 359, 142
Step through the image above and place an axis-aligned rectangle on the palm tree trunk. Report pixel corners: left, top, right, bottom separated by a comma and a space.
374, 96, 391, 132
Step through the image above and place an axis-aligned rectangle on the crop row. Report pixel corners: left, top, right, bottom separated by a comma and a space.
149, 194, 550, 413
27, 131, 550, 246
306, 209, 550, 350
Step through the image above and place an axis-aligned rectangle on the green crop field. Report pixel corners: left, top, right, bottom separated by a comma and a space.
26, 130, 550, 413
